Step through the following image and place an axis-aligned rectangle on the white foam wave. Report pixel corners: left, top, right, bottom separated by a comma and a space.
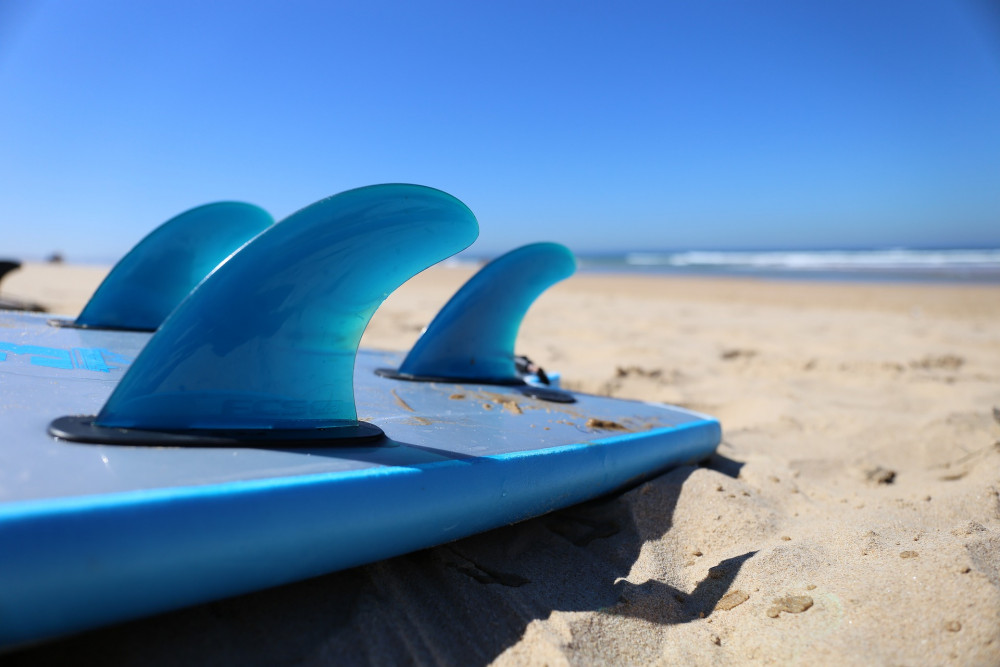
625, 249, 1000, 271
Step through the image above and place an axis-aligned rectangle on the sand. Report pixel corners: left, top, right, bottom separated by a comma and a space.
4, 261, 1000, 665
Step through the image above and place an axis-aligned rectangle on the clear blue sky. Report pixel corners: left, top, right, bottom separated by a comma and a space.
1, 0, 998, 262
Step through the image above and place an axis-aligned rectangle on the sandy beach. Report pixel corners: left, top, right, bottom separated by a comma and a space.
4, 261, 1000, 665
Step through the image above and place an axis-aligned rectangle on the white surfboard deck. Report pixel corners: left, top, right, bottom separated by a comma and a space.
0, 310, 720, 648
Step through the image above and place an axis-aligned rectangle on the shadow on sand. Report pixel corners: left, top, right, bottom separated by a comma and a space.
8, 457, 750, 666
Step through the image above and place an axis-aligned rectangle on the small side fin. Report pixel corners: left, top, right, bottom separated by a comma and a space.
73, 202, 274, 330
393, 242, 576, 383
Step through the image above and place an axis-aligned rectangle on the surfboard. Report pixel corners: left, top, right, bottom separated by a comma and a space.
0, 185, 721, 649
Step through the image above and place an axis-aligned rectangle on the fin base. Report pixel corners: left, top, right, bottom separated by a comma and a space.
374, 368, 576, 403
48, 416, 385, 448
48, 318, 156, 333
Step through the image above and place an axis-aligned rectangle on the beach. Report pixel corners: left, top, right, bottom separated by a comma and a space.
4, 261, 1000, 665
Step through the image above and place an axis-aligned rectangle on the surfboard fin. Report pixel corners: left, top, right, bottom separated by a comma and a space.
377, 242, 576, 402
50, 185, 479, 445
71, 202, 274, 331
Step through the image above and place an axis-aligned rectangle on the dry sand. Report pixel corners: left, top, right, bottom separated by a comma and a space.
4, 261, 1000, 665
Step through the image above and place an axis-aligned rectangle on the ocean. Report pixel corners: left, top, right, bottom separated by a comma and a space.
71, 246, 1000, 285
566, 248, 1000, 284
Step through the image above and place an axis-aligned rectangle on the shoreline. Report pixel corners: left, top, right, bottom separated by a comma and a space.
3, 260, 998, 319
578, 267, 1000, 287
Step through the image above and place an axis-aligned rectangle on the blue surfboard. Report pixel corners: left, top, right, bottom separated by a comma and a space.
0, 185, 721, 649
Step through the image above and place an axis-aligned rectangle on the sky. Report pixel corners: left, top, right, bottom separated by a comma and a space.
1, 0, 998, 262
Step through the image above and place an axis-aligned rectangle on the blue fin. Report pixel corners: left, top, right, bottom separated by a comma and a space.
396, 242, 576, 383
93, 184, 478, 435
75, 202, 274, 330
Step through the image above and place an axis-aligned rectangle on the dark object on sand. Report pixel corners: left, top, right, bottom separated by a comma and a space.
0, 260, 21, 284
0, 260, 46, 313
